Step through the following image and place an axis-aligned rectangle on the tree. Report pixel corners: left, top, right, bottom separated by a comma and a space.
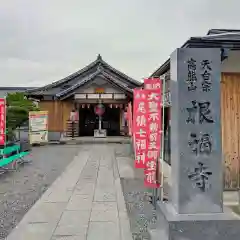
6, 92, 39, 141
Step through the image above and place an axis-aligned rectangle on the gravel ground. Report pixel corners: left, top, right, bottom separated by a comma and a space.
0, 144, 81, 239
115, 144, 156, 240
121, 178, 156, 240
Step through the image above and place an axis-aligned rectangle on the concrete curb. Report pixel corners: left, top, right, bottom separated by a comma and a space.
31, 139, 131, 146
115, 178, 133, 240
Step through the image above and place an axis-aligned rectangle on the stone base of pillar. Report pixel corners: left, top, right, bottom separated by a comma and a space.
148, 201, 240, 240
94, 129, 107, 138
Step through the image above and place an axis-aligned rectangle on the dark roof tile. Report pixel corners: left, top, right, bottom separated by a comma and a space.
150, 29, 240, 77
27, 55, 141, 95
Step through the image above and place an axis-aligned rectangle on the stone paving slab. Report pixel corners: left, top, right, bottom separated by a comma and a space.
94, 187, 116, 202
54, 210, 89, 237
87, 222, 120, 240
116, 157, 135, 179
90, 202, 118, 222
66, 194, 93, 211
7, 144, 132, 240
8, 222, 57, 240
46, 190, 73, 203
74, 183, 95, 195
25, 202, 67, 224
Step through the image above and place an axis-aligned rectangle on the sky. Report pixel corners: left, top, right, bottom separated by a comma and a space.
0, 0, 239, 87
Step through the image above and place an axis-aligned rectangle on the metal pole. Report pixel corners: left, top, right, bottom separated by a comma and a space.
152, 75, 166, 208
160, 75, 166, 202
99, 116, 102, 131
72, 121, 74, 138
151, 78, 157, 208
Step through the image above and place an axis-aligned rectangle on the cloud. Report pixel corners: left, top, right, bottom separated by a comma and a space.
0, 0, 239, 86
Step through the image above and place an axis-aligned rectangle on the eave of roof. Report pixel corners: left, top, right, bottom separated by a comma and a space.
101, 71, 133, 93
100, 58, 141, 86
207, 29, 240, 35
27, 54, 141, 94
56, 70, 102, 98
26, 58, 101, 94
0, 87, 35, 90
58, 70, 133, 100
150, 35, 240, 77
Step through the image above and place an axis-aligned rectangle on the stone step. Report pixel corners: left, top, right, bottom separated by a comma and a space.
148, 228, 168, 240
66, 128, 78, 132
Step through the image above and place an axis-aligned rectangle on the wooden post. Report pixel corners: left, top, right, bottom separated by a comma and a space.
72, 121, 74, 138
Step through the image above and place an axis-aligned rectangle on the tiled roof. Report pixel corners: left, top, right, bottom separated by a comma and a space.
27, 54, 141, 96
56, 69, 133, 100
0, 87, 35, 91
150, 29, 240, 77
207, 29, 240, 35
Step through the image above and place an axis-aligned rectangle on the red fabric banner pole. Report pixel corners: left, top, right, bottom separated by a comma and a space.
0, 98, 6, 146
143, 78, 163, 188
133, 89, 148, 168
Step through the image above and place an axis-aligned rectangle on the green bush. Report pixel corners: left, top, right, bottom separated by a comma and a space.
6, 92, 39, 141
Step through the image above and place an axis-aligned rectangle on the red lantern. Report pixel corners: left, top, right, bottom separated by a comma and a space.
94, 104, 105, 116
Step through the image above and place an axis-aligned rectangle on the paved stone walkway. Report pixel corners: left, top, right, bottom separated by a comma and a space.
6, 144, 132, 240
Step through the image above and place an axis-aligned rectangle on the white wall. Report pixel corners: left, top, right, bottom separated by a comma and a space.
221, 50, 240, 73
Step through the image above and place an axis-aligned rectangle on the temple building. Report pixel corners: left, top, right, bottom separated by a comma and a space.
26, 55, 142, 138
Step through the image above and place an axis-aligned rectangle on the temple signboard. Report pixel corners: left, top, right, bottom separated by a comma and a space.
95, 88, 105, 94
164, 91, 171, 106
29, 111, 48, 144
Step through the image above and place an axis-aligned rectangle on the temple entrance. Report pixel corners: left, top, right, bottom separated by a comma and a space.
102, 106, 120, 136
79, 104, 121, 136
79, 106, 97, 136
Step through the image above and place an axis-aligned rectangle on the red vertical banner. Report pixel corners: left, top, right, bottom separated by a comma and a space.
133, 89, 148, 168
144, 78, 161, 90
0, 98, 6, 146
144, 79, 162, 188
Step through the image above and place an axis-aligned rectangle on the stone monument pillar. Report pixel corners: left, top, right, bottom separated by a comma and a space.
170, 47, 223, 214
153, 48, 240, 240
